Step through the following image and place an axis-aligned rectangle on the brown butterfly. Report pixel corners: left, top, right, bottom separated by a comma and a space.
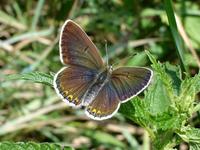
54, 20, 153, 120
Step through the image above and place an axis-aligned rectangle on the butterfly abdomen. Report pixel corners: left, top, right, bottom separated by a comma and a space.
82, 70, 110, 106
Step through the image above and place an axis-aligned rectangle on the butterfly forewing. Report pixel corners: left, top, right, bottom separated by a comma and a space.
54, 66, 98, 107
111, 67, 153, 102
60, 20, 104, 70
85, 81, 120, 120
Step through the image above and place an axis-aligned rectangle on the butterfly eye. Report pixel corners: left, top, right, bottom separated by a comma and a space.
110, 66, 113, 71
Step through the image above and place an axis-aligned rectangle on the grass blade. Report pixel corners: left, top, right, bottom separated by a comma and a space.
0, 10, 26, 30
164, 0, 187, 73
31, 0, 45, 31
4, 27, 54, 44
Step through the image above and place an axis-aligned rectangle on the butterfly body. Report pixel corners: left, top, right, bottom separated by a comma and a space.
54, 20, 153, 120
82, 67, 111, 106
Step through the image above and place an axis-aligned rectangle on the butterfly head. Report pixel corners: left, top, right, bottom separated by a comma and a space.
109, 65, 113, 72
106, 65, 113, 75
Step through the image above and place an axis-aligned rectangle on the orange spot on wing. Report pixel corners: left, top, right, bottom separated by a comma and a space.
68, 95, 73, 101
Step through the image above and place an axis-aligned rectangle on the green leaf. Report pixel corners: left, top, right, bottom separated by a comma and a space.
145, 75, 171, 115
132, 98, 150, 126
5, 72, 54, 86
186, 128, 200, 143
190, 143, 200, 150
153, 131, 174, 150
119, 100, 135, 121
178, 127, 200, 144
146, 51, 175, 102
0, 142, 73, 150
180, 72, 200, 96
120, 98, 155, 139
120, 97, 149, 127
178, 72, 200, 114
153, 110, 186, 130
164, 62, 182, 95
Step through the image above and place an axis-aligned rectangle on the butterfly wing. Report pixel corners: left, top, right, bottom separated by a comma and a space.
60, 20, 104, 70
85, 81, 120, 120
85, 67, 152, 120
54, 66, 97, 107
111, 67, 153, 102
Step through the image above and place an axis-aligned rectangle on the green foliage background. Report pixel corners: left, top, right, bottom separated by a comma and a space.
0, 0, 200, 149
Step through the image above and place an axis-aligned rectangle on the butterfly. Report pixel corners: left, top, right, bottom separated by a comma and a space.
54, 19, 153, 120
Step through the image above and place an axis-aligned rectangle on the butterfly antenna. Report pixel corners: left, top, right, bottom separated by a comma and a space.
105, 40, 109, 67
111, 52, 137, 67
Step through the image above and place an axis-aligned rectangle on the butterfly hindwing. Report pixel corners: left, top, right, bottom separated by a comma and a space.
60, 20, 104, 70
85, 81, 120, 120
111, 67, 153, 102
54, 66, 98, 107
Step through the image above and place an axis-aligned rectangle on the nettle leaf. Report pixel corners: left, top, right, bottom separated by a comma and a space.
190, 143, 200, 150
153, 130, 175, 150
145, 75, 171, 115
178, 127, 200, 144
120, 98, 151, 128
145, 57, 183, 116
5, 72, 54, 86
152, 109, 187, 130
146, 51, 174, 101
132, 98, 151, 127
0, 142, 73, 150
164, 62, 182, 95
180, 72, 200, 97
119, 100, 135, 120
177, 72, 200, 114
